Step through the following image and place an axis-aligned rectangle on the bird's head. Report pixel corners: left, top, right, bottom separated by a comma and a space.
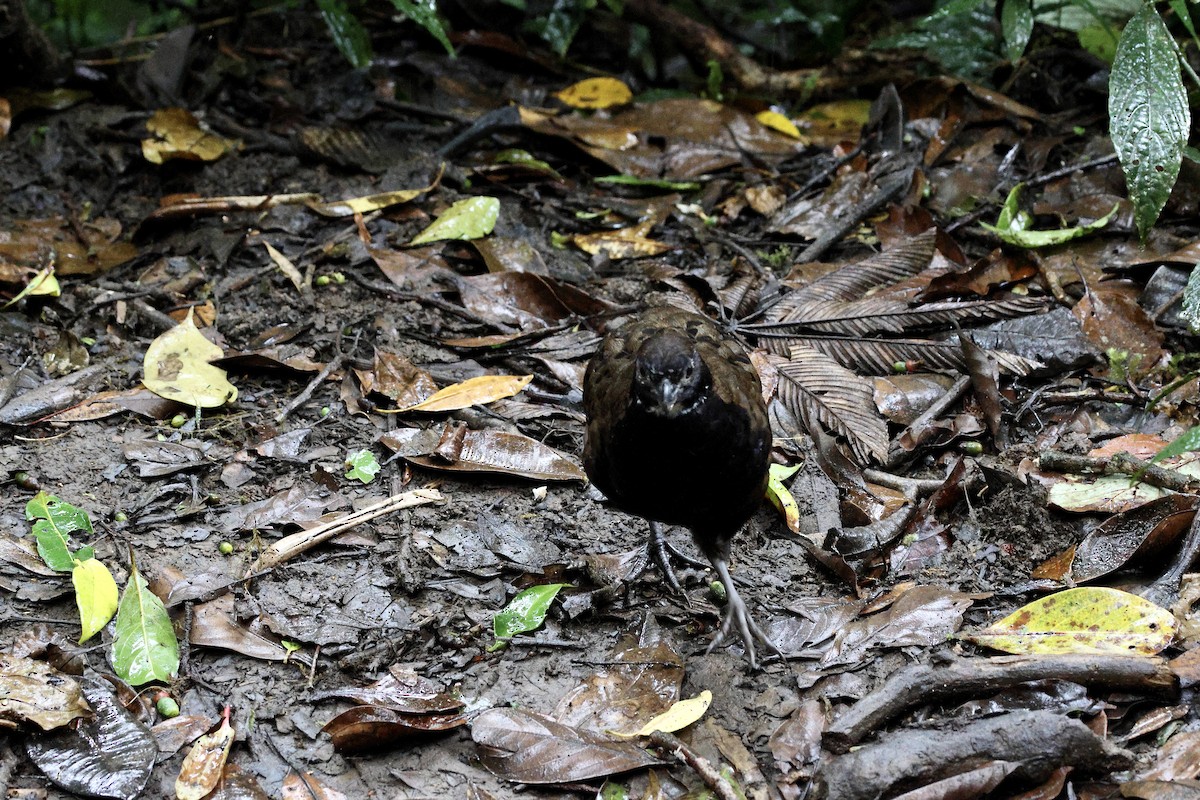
632, 331, 709, 417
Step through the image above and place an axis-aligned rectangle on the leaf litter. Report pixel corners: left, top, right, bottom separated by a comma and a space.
4, 4, 1200, 799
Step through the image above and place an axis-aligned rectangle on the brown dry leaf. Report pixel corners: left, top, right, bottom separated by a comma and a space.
381, 423, 586, 482
1070, 495, 1199, 583
371, 350, 437, 408
398, 374, 532, 412
151, 715, 216, 760
0, 217, 136, 279
771, 348, 888, 464
1073, 285, 1164, 378
553, 636, 684, 735
457, 272, 616, 329
0, 652, 90, 731
310, 665, 462, 714
473, 237, 550, 274
519, 98, 801, 179
142, 108, 237, 164
189, 595, 292, 662
820, 585, 982, 668
323, 706, 467, 754
175, 710, 234, 800
471, 707, 666, 784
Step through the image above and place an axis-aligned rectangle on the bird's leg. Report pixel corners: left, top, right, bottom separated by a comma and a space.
641, 521, 709, 596
705, 556, 785, 670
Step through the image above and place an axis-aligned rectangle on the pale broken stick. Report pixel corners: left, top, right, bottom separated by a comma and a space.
250, 488, 444, 573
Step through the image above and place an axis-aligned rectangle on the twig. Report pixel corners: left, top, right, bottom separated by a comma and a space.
824, 653, 1178, 753
861, 469, 945, 501
1038, 449, 1200, 494
251, 488, 444, 571
648, 731, 740, 800
885, 375, 972, 469
276, 351, 346, 424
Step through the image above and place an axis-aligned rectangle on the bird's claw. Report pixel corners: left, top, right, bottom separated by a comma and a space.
706, 558, 785, 670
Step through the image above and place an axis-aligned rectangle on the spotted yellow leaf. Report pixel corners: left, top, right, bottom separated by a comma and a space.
143, 307, 238, 408
960, 587, 1174, 656
767, 463, 802, 533
555, 77, 633, 110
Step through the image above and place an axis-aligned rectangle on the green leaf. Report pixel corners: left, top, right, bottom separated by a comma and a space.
113, 558, 179, 685
388, 0, 456, 57
871, 0, 999, 81
595, 175, 701, 190
1151, 424, 1200, 464
528, 0, 595, 57
411, 197, 500, 244
1182, 263, 1200, 332
73, 558, 118, 644
1001, 0, 1034, 62
980, 183, 1118, 247
1109, 4, 1190, 239
345, 449, 381, 483
315, 0, 373, 69
25, 491, 93, 572
492, 583, 570, 642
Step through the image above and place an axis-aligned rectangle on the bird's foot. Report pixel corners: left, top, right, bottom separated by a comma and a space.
638, 521, 709, 597
706, 558, 785, 671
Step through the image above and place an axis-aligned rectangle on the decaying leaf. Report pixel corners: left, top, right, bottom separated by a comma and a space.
962, 587, 1175, 656
381, 423, 586, 481
143, 308, 238, 409
471, 707, 666, 784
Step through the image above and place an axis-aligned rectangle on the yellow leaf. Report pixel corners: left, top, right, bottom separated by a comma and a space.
4, 266, 59, 308
766, 463, 802, 533
143, 308, 238, 408
176, 713, 235, 800
263, 242, 305, 292
398, 374, 533, 412
554, 77, 633, 110
613, 690, 712, 738
73, 558, 118, 643
142, 108, 237, 164
755, 110, 801, 139
961, 587, 1175, 656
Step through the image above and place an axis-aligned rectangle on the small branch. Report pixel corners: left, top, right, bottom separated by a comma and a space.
824, 653, 1178, 753
1038, 449, 1200, 494
648, 731, 740, 800
251, 488, 444, 571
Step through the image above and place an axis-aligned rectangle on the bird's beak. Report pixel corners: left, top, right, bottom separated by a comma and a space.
656, 379, 685, 417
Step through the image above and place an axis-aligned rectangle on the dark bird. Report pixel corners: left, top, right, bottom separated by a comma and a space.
583, 305, 780, 668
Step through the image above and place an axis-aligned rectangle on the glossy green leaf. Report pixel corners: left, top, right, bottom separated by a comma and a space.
1180, 264, 1200, 332
493, 583, 570, 641
1109, 4, 1189, 239
981, 183, 1117, 247
411, 197, 500, 244
113, 559, 179, 685
1151, 424, 1200, 464
315, 0, 373, 69
1001, 0, 1034, 62
388, 0, 455, 57
73, 558, 118, 644
25, 492, 93, 572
